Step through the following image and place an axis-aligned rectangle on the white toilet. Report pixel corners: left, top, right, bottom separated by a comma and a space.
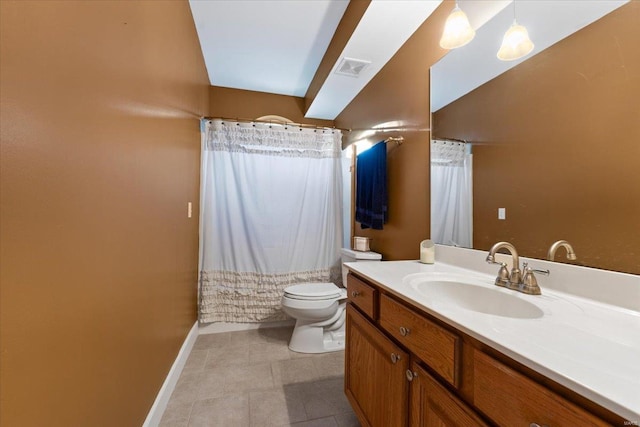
281, 248, 382, 353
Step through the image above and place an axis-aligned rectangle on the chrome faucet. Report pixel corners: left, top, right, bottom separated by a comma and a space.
486, 241, 543, 295
548, 240, 577, 262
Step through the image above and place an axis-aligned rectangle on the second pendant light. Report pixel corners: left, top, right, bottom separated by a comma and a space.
497, 1, 534, 61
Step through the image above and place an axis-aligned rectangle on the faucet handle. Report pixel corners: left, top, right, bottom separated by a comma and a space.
521, 263, 542, 295
494, 262, 510, 287
523, 262, 550, 276
531, 268, 550, 276
486, 255, 501, 265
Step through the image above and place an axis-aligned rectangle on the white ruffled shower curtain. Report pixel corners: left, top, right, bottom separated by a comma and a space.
198, 119, 343, 323
430, 140, 473, 248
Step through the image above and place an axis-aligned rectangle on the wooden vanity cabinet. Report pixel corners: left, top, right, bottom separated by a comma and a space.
345, 304, 409, 426
345, 272, 619, 427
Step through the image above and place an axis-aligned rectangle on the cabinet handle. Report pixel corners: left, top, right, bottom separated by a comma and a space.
390, 353, 401, 364
405, 369, 418, 382
399, 326, 410, 337
351, 291, 361, 298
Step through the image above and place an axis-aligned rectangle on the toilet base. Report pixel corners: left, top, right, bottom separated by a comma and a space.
288, 309, 346, 354
321, 329, 345, 353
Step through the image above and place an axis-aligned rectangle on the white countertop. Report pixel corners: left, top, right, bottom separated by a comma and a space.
345, 259, 640, 421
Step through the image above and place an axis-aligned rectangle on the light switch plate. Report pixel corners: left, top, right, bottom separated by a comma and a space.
498, 207, 506, 220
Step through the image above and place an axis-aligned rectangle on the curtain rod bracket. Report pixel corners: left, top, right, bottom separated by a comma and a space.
385, 136, 404, 145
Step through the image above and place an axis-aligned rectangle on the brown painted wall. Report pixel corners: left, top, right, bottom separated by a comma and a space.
210, 86, 334, 127
433, 2, 640, 275
0, 1, 209, 426
334, 1, 453, 260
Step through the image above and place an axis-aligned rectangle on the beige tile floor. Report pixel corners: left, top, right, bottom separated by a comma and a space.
159, 326, 360, 427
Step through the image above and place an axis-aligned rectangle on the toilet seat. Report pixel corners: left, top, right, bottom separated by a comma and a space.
284, 282, 343, 301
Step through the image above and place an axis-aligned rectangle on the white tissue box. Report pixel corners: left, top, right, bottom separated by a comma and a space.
353, 236, 371, 252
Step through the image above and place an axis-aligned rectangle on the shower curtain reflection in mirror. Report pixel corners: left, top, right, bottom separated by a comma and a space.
430, 140, 473, 248
198, 119, 343, 324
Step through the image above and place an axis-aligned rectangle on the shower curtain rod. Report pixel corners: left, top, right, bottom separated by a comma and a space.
202, 116, 351, 133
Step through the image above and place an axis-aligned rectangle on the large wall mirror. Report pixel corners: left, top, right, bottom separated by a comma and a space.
430, 0, 639, 275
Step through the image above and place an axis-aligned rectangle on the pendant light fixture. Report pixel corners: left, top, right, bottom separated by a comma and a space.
439, 2, 475, 50
497, 0, 534, 61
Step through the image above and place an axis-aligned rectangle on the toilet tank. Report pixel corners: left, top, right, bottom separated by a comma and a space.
341, 248, 382, 287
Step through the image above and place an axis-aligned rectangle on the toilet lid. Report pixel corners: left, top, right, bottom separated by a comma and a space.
284, 282, 342, 300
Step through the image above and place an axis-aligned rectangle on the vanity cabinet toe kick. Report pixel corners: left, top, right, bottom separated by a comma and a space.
344, 272, 622, 427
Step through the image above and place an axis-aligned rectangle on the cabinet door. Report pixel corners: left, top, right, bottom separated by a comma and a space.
345, 304, 410, 427
410, 363, 488, 427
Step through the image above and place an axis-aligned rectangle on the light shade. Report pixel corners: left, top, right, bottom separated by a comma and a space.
439, 5, 475, 49
497, 21, 534, 61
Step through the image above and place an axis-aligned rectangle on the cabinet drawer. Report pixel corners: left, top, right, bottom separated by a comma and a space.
379, 294, 459, 386
473, 350, 609, 427
347, 273, 377, 319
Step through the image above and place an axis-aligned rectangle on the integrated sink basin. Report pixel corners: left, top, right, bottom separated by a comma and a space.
403, 273, 544, 319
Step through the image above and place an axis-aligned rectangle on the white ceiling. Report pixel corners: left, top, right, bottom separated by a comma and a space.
189, 0, 443, 121
188, 0, 627, 120
305, 1, 442, 119
189, 0, 349, 98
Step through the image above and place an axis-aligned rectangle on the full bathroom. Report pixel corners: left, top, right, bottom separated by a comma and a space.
1, 1, 639, 427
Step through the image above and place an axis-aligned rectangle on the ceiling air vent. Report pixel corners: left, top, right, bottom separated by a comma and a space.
335, 57, 371, 77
